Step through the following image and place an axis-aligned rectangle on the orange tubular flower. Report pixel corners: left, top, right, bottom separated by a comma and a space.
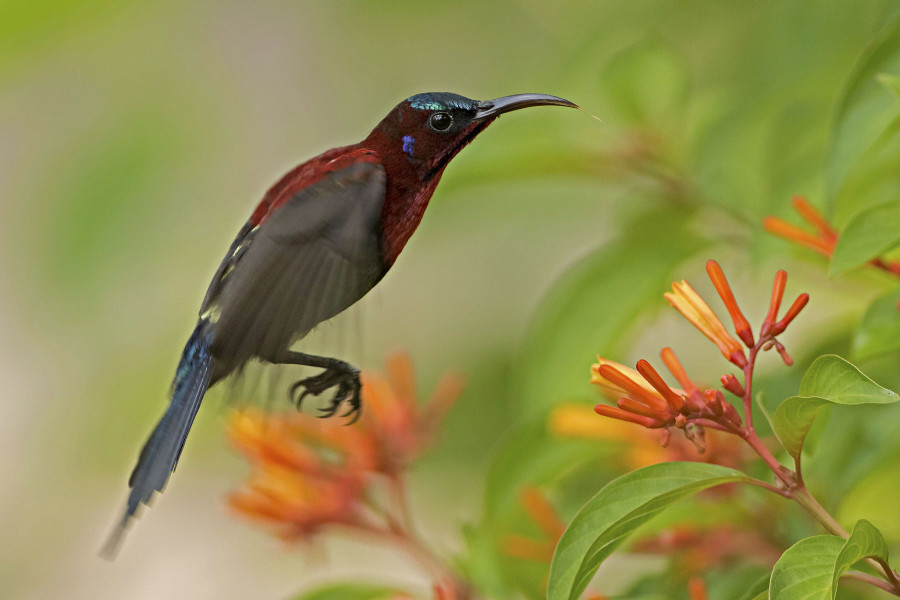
764, 270, 787, 325
591, 358, 668, 405
688, 577, 708, 600
791, 195, 837, 236
706, 260, 754, 346
759, 269, 809, 341
502, 487, 566, 563
664, 280, 747, 367
659, 347, 698, 395
763, 216, 835, 256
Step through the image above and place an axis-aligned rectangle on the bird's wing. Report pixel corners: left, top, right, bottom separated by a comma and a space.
208, 161, 387, 370
199, 220, 256, 315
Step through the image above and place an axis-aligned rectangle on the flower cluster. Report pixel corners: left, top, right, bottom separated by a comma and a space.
550, 402, 748, 470
591, 260, 808, 447
763, 195, 838, 258
227, 407, 376, 539
764, 194, 900, 277
227, 351, 464, 540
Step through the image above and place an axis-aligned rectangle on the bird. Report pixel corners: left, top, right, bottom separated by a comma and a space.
103, 91, 577, 555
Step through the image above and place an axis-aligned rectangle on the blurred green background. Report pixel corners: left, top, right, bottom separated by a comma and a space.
3, 1, 900, 598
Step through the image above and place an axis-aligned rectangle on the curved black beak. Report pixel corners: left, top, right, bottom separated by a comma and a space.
474, 93, 578, 120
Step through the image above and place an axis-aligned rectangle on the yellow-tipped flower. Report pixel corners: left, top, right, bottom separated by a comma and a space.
665, 280, 747, 367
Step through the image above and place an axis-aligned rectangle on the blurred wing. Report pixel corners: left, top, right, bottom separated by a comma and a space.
209, 161, 387, 369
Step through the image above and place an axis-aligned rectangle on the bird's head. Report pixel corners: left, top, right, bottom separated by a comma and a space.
365, 92, 577, 181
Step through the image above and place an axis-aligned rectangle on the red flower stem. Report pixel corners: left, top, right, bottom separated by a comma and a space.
740, 427, 794, 486
870, 258, 900, 278
737, 337, 798, 486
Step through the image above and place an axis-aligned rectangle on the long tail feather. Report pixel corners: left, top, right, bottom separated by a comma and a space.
102, 323, 214, 558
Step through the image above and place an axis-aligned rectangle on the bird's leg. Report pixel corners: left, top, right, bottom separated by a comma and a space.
274, 351, 362, 422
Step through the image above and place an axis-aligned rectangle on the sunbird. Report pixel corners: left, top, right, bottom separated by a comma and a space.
105, 92, 577, 554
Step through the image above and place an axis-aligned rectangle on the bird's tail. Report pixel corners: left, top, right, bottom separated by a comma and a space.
102, 322, 215, 558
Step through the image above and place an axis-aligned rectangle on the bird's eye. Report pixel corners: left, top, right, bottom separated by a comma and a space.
429, 112, 453, 131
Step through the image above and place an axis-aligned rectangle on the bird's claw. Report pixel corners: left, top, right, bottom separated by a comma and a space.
289, 365, 362, 423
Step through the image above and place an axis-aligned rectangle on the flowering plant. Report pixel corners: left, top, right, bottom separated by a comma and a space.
221, 14, 900, 600
547, 261, 900, 600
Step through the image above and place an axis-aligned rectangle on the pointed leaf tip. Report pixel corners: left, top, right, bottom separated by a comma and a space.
773, 355, 899, 458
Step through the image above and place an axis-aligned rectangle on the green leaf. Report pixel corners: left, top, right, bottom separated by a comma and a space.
768, 521, 891, 600
852, 287, 900, 360
773, 397, 833, 460
827, 15, 900, 214
547, 462, 753, 600
291, 583, 404, 600
830, 199, 900, 276
769, 535, 845, 600
773, 355, 899, 458
832, 520, 890, 595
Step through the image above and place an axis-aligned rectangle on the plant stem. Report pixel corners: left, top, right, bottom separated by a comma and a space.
791, 487, 848, 537
741, 345, 759, 431
843, 571, 900, 596
740, 426, 794, 487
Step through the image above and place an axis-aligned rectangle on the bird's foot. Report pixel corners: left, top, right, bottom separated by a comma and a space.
289, 362, 362, 423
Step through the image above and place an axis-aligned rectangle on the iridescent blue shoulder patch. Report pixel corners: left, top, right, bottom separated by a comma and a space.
402, 135, 415, 156
407, 92, 478, 112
